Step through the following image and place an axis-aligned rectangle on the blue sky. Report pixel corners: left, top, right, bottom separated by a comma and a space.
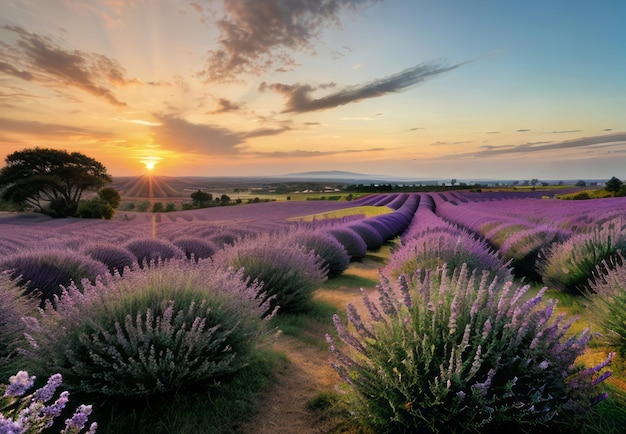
0, 0, 624, 180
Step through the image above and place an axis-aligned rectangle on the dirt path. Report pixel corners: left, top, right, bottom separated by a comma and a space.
238, 256, 384, 434
237, 333, 340, 434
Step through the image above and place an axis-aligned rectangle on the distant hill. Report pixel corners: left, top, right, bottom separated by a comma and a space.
281, 170, 372, 179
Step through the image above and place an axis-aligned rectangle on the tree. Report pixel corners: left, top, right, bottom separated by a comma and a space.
152, 202, 164, 212
220, 194, 231, 205
98, 187, 121, 209
575, 180, 586, 187
0, 148, 111, 217
605, 176, 623, 195
190, 189, 212, 208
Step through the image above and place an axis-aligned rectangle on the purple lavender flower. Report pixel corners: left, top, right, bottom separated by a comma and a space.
4, 371, 35, 397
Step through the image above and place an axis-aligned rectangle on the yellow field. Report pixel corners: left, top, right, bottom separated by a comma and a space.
287, 205, 393, 222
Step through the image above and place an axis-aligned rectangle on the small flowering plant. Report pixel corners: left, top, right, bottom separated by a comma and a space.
327, 264, 614, 433
0, 371, 97, 434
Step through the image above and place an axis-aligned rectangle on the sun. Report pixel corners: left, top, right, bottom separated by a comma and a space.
140, 156, 162, 171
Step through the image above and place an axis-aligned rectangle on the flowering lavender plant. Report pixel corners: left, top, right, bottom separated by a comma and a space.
327, 265, 613, 432
212, 232, 326, 313
23, 260, 273, 397
0, 274, 35, 360
0, 371, 97, 433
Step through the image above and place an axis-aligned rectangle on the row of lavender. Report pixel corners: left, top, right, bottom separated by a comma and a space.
431, 192, 626, 292
327, 191, 619, 432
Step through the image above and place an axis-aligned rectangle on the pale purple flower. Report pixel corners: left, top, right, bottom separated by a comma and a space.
32, 373, 62, 402
4, 371, 35, 397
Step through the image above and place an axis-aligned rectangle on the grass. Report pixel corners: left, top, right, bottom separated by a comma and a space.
287, 205, 393, 222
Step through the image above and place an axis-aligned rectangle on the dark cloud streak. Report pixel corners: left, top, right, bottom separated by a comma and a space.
267, 62, 463, 113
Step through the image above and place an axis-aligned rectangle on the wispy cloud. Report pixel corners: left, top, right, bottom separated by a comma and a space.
197, 0, 380, 82
263, 61, 463, 113
209, 97, 242, 114
0, 25, 138, 106
252, 147, 385, 158
459, 133, 626, 158
0, 116, 112, 139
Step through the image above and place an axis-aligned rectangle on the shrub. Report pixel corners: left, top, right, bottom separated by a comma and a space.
124, 238, 185, 268
540, 225, 626, 294
0, 371, 97, 433
0, 275, 34, 360
347, 222, 385, 251
0, 249, 109, 306
586, 252, 626, 356
286, 230, 350, 276
81, 243, 137, 276
383, 227, 511, 283
326, 227, 368, 261
499, 225, 571, 281
171, 237, 218, 261
23, 261, 273, 397
212, 234, 326, 313
77, 197, 114, 219
327, 265, 614, 433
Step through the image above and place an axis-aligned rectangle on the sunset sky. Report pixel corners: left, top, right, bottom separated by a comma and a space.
1, 0, 625, 181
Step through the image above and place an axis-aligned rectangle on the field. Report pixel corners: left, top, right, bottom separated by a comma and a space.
1, 189, 626, 433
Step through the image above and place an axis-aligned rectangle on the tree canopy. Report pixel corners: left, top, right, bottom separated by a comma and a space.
0, 148, 112, 217
606, 176, 623, 195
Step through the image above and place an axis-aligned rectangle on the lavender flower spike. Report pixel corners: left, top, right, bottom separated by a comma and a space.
4, 371, 35, 397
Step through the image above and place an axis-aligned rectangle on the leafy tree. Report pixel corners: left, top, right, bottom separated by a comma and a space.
220, 194, 231, 205
606, 176, 623, 195
190, 189, 212, 208
98, 187, 121, 209
575, 180, 587, 187
164, 202, 177, 212
0, 148, 111, 217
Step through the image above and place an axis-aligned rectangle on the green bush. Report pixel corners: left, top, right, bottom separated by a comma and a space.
327, 265, 613, 433
23, 261, 272, 397
77, 197, 114, 219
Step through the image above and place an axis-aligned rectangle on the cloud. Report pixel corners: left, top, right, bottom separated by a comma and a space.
516, 129, 531, 132
459, 133, 626, 158
0, 116, 112, 139
252, 147, 385, 158
551, 130, 581, 134
209, 97, 242, 114
197, 0, 380, 82
266, 61, 463, 113
0, 25, 138, 106
150, 113, 291, 155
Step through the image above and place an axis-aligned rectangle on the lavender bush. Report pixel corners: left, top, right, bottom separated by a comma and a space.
212, 233, 326, 313
347, 222, 385, 251
586, 252, 626, 355
0, 371, 97, 433
124, 238, 185, 269
23, 261, 273, 397
383, 227, 511, 283
540, 225, 626, 294
0, 249, 109, 306
81, 243, 137, 276
286, 230, 350, 276
327, 265, 613, 433
171, 236, 218, 262
326, 227, 368, 261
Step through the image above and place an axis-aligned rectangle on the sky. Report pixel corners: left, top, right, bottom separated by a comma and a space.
1, 0, 625, 181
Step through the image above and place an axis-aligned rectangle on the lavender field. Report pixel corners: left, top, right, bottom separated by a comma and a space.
1, 191, 625, 433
